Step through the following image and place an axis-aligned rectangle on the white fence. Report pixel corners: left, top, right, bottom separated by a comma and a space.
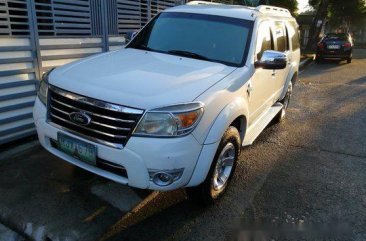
0, 0, 185, 145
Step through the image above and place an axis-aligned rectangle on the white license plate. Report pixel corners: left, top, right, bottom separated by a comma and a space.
327, 45, 340, 49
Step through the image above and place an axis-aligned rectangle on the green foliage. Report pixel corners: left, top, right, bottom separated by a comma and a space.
309, 0, 366, 27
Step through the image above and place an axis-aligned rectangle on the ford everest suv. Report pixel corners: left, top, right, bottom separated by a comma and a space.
33, 2, 300, 204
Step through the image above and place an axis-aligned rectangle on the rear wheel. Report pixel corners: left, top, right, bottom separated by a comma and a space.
347, 53, 352, 63
187, 126, 240, 206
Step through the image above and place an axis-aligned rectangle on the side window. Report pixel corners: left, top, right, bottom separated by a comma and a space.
275, 21, 288, 52
288, 21, 300, 50
285, 26, 290, 50
255, 21, 273, 60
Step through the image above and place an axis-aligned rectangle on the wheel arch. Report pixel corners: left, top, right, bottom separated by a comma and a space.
203, 97, 249, 145
279, 69, 298, 101
187, 97, 248, 187
230, 115, 247, 144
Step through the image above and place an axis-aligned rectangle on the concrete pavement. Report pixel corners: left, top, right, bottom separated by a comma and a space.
0, 224, 24, 241
0, 144, 150, 241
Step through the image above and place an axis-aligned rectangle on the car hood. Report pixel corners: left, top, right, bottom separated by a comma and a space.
50, 48, 235, 110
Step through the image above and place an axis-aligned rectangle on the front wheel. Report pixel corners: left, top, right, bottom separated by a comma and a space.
187, 126, 240, 206
347, 57, 352, 64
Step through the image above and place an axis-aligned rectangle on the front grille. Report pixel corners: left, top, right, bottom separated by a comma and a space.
48, 86, 144, 148
97, 159, 128, 178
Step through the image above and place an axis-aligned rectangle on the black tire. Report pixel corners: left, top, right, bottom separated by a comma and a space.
273, 80, 293, 124
187, 126, 240, 206
347, 57, 352, 64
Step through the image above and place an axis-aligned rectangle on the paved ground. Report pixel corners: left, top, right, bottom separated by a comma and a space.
0, 50, 365, 241
108, 50, 366, 241
0, 145, 151, 241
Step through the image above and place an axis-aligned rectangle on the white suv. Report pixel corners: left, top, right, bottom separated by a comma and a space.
33, 2, 300, 204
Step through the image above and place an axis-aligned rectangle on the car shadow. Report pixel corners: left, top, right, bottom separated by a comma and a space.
350, 75, 366, 85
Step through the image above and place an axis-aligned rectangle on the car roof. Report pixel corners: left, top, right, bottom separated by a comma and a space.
165, 4, 293, 21
165, 4, 257, 21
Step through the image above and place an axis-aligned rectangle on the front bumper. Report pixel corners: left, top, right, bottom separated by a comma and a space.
33, 97, 206, 191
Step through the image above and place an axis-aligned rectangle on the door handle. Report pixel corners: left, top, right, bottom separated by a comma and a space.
247, 83, 253, 98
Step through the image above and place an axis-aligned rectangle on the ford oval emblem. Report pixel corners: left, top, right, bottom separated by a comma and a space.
69, 112, 91, 126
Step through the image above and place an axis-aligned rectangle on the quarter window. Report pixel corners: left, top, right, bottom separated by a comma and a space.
275, 21, 288, 52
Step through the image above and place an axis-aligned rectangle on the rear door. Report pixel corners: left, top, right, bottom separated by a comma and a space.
287, 20, 301, 71
272, 21, 291, 100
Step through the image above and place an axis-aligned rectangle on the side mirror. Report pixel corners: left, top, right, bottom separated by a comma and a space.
125, 31, 137, 44
255, 50, 288, 70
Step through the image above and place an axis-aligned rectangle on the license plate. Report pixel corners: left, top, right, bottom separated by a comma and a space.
57, 133, 97, 166
327, 45, 340, 49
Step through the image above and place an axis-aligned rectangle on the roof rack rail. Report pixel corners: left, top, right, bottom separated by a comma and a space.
256, 5, 292, 17
187, 1, 223, 5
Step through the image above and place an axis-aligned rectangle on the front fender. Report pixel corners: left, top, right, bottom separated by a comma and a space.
204, 96, 249, 145
187, 97, 249, 186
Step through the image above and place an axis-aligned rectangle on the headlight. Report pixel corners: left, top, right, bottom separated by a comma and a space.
37, 69, 53, 105
134, 102, 204, 137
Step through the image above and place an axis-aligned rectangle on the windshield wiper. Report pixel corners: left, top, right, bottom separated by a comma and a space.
167, 50, 209, 61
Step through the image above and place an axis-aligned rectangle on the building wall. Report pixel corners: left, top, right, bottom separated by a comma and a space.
0, 0, 185, 145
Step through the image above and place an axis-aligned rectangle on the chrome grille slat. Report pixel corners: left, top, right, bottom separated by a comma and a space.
51, 97, 136, 124
50, 105, 131, 131
48, 86, 143, 148
50, 86, 144, 115
50, 104, 69, 115
50, 114, 128, 139
90, 120, 131, 131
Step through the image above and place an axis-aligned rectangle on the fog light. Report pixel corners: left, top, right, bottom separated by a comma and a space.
149, 169, 184, 187
153, 172, 174, 186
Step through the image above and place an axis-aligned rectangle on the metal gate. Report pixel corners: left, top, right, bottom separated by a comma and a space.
0, 0, 185, 145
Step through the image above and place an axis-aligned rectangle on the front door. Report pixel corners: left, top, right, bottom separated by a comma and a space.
248, 20, 276, 124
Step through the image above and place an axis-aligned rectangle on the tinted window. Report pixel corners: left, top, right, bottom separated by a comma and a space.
324, 33, 349, 41
128, 12, 254, 67
255, 21, 273, 60
275, 21, 287, 52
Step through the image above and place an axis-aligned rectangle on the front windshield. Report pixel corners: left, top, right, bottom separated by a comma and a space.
128, 12, 254, 67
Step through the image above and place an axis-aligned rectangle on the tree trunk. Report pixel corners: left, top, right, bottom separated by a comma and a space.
306, 0, 329, 51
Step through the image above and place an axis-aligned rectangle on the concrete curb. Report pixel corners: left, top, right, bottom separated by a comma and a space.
0, 140, 40, 161
299, 55, 315, 71
0, 223, 25, 241
0, 149, 148, 241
